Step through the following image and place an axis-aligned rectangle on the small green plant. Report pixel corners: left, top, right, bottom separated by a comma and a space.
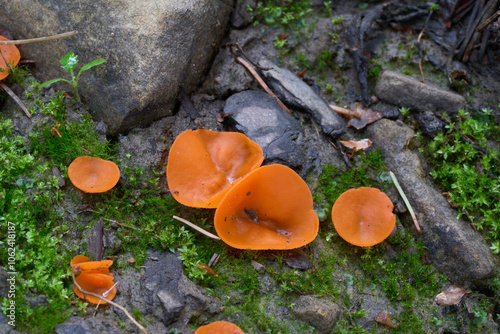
255, 0, 312, 30
323, 1, 332, 16
399, 106, 411, 116
39, 52, 106, 102
273, 37, 287, 49
331, 16, 344, 25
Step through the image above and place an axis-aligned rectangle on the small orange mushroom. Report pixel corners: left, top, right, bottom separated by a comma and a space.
68, 156, 120, 193
195, 321, 245, 334
332, 187, 396, 247
214, 164, 319, 250
167, 129, 264, 208
0, 36, 21, 81
70, 255, 116, 305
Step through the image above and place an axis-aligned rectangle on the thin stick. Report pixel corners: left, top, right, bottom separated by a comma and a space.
72, 273, 148, 334
172, 215, 221, 240
234, 56, 291, 115
390, 171, 421, 233
0, 82, 31, 118
0, 31, 77, 45
329, 104, 362, 119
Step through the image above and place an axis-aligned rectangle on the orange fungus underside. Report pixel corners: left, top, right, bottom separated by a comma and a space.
214, 164, 319, 250
167, 129, 264, 208
70, 255, 116, 305
195, 321, 245, 334
332, 187, 396, 247
68, 156, 120, 193
0, 36, 20, 81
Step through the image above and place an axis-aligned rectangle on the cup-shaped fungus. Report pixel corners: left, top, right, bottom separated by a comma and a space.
0, 36, 21, 81
332, 187, 396, 247
70, 255, 116, 305
68, 156, 120, 193
195, 321, 245, 334
167, 129, 264, 208
214, 164, 319, 250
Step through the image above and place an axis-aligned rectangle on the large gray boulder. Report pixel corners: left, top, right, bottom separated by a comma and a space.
0, 0, 233, 134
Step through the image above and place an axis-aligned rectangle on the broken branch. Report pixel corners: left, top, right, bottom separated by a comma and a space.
172, 215, 221, 240
0, 82, 31, 118
389, 171, 421, 233
71, 273, 148, 334
0, 31, 77, 45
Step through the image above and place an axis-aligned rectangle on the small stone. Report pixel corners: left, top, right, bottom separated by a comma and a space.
291, 295, 341, 333
251, 260, 266, 274
375, 311, 396, 329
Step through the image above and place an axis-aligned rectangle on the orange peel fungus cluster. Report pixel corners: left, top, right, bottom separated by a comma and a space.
70, 255, 116, 304
167, 129, 319, 250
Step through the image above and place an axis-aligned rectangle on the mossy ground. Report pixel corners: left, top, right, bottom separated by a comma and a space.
1, 1, 500, 333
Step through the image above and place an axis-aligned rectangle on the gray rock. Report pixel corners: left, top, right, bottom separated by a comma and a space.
0, 0, 232, 134
374, 71, 466, 114
54, 324, 94, 334
366, 119, 497, 284
224, 90, 304, 168
231, 0, 256, 28
414, 111, 446, 136
53, 316, 122, 334
141, 250, 184, 325
258, 58, 346, 138
291, 295, 341, 333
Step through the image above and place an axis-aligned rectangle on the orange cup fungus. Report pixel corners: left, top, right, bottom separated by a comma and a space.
68, 156, 120, 193
214, 164, 319, 250
195, 321, 245, 334
332, 187, 396, 247
70, 255, 116, 304
167, 129, 264, 208
0, 36, 21, 81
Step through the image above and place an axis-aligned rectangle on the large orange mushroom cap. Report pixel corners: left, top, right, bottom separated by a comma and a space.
167, 129, 264, 208
0, 36, 21, 81
68, 156, 120, 193
332, 187, 396, 247
195, 321, 245, 334
214, 164, 319, 250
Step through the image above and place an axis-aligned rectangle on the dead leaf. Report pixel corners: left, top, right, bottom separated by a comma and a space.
339, 139, 372, 152
435, 285, 470, 305
216, 112, 234, 123
348, 103, 382, 130
375, 311, 396, 329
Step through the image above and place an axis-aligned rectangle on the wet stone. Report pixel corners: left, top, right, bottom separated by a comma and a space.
414, 111, 446, 136
366, 119, 496, 284
375, 70, 466, 114
291, 295, 341, 334
224, 90, 304, 168
258, 58, 346, 138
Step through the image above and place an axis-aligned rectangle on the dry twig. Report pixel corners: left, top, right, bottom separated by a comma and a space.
0, 82, 31, 118
389, 171, 421, 233
0, 31, 77, 45
172, 215, 221, 240
71, 273, 148, 334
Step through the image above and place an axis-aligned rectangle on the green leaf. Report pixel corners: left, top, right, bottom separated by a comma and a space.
80, 58, 106, 72
38, 78, 70, 89
59, 52, 78, 72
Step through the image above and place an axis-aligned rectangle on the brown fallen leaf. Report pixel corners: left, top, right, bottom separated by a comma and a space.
348, 102, 382, 130
216, 112, 234, 123
339, 139, 372, 152
375, 311, 396, 329
435, 285, 470, 305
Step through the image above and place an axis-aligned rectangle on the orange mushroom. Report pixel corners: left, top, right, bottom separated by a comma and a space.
195, 321, 245, 334
68, 156, 120, 193
167, 129, 264, 208
331, 187, 396, 247
214, 164, 319, 250
70, 255, 116, 305
0, 36, 20, 81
